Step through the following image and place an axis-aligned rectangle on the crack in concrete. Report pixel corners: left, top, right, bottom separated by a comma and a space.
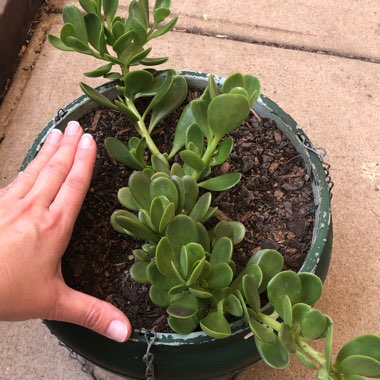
174, 27, 380, 64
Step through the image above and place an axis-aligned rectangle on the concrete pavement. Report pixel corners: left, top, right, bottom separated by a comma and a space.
0, 0, 379, 379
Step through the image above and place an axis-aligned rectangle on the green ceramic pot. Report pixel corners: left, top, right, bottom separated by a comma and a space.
22, 72, 332, 380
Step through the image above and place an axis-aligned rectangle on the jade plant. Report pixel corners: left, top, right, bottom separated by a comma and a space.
49, 1, 380, 379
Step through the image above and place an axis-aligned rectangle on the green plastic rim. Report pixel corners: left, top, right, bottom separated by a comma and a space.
22, 71, 332, 379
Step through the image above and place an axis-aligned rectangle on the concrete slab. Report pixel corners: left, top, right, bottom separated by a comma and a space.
61, 0, 380, 61
0, 7, 379, 380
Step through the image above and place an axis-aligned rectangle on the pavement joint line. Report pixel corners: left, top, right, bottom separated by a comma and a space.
172, 27, 380, 65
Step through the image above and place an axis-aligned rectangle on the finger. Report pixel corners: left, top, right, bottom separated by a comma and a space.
25, 121, 83, 207
4, 129, 63, 200
51, 287, 132, 342
50, 133, 96, 226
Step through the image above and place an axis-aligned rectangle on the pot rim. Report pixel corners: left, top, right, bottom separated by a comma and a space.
22, 71, 332, 346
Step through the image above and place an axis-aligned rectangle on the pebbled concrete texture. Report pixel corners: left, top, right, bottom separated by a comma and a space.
0, 1, 379, 379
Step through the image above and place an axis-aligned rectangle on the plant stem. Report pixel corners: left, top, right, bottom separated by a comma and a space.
255, 313, 282, 331
126, 100, 162, 157
295, 335, 326, 367
191, 136, 220, 181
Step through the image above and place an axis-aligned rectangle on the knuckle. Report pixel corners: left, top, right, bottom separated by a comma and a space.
65, 175, 86, 192
20, 167, 39, 181
83, 306, 104, 330
45, 161, 68, 176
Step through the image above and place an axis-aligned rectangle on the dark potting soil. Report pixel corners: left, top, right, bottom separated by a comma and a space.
62, 90, 314, 332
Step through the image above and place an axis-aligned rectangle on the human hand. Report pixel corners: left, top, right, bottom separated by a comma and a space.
0, 121, 131, 342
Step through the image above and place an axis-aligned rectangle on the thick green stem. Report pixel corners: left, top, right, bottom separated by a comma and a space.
255, 312, 282, 332
295, 335, 326, 368
127, 101, 162, 157
191, 136, 220, 181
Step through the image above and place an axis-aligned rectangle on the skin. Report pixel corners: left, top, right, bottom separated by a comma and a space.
0, 121, 132, 342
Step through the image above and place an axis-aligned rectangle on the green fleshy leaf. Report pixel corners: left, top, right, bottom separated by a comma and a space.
165, 215, 198, 252
112, 30, 134, 54
66, 36, 93, 53
200, 311, 231, 339
79, 0, 97, 13
210, 237, 233, 265
200, 206, 217, 224
133, 249, 149, 262
103, 0, 119, 26
124, 70, 154, 98
104, 137, 143, 169
104, 72, 121, 80
279, 324, 297, 353
144, 74, 173, 115
267, 270, 302, 318
189, 285, 212, 299
248, 249, 284, 293
150, 196, 167, 231
140, 56, 169, 66
48, 34, 74, 51
207, 263, 233, 289
118, 187, 139, 211
60, 23, 76, 44
131, 18, 147, 46
336, 334, 380, 367
209, 137, 234, 166
130, 261, 149, 283
149, 76, 188, 132
170, 175, 185, 213
128, 47, 153, 65
296, 351, 318, 370
242, 275, 260, 313
229, 87, 249, 98
150, 176, 178, 209
244, 74, 261, 105
112, 20, 125, 41
222, 73, 244, 94
80, 82, 118, 109
156, 237, 176, 277
180, 150, 205, 172
249, 315, 277, 345
168, 315, 198, 335
186, 123, 204, 155
324, 317, 334, 373
299, 272, 323, 305
149, 285, 171, 307
116, 215, 159, 241
133, 137, 147, 164
84, 13, 106, 53
170, 163, 185, 177
189, 192, 211, 222
255, 336, 289, 369
300, 309, 328, 339
231, 263, 263, 294
196, 222, 210, 252
110, 209, 136, 235
292, 303, 312, 324
63, 4, 88, 45
167, 292, 199, 319
84, 63, 113, 77
191, 98, 213, 142
208, 74, 220, 99
151, 153, 170, 174
198, 172, 242, 191
224, 294, 243, 317
129, 171, 151, 210
147, 262, 178, 290
228, 221, 246, 244
187, 257, 206, 286
337, 356, 380, 378
168, 284, 188, 295
208, 94, 250, 138
180, 243, 205, 278
170, 103, 195, 158
149, 16, 178, 39
159, 202, 176, 233
154, 7, 170, 24
282, 295, 293, 327
182, 175, 199, 213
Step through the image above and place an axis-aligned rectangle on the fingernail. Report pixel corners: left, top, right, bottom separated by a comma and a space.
46, 129, 62, 144
65, 121, 81, 135
106, 320, 129, 342
79, 133, 94, 149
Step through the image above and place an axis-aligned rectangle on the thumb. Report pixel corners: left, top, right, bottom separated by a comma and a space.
50, 286, 132, 342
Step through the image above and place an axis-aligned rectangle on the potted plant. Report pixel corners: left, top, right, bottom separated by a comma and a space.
21, 1, 379, 379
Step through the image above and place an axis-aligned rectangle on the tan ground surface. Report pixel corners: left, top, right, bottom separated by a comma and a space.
0, 1, 379, 379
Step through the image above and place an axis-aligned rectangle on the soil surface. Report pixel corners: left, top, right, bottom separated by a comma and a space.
62, 90, 314, 332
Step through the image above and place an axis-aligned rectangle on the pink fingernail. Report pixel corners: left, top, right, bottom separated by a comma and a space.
66, 121, 81, 135
106, 320, 129, 342
46, 129, 62, 144
79, 133, 94, 149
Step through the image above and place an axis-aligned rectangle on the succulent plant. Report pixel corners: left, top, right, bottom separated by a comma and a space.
50, 1, 380, 379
